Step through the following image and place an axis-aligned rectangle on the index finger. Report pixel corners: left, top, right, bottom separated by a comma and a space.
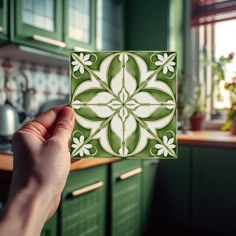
35, 104, 68, 125
20, 104, 69, 138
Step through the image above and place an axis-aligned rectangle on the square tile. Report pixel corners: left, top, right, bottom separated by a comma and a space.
70, 51, 177, 159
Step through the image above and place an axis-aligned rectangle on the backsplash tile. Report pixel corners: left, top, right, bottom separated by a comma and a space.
70, 51, 177, 159
0, 59, 69, 117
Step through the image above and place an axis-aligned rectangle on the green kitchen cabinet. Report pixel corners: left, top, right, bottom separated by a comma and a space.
192, 146, 236, 235
141, 159, 159, 234
110, 160, 142, 236
0, 0, 8, 41
64, 0, 96, 50
60, 165, 108, 236
13, 0, 65, 52
41, 212, 58, 236
12, 0, 97, 54
154, 145, 191, 229
0, 159, 159, 236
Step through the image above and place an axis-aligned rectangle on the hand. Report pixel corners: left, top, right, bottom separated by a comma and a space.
0, 105, 75, 236
11, 105, 75, 216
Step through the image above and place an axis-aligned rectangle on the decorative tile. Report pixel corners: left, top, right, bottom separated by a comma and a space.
70, 51, 177, 159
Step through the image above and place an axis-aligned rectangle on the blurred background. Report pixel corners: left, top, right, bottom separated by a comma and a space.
0, 0, 236, 236
0, 0, 235, 136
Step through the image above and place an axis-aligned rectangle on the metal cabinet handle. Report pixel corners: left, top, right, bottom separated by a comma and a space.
71, 181, 104, 197
32, 34, 66, 48
119, 167, 142, 180
0, 26, 3, 32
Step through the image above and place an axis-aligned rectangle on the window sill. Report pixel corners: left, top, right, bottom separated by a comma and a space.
203, 119, 225, 131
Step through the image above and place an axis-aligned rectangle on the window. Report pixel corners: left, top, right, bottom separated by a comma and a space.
191, 0, 236, 119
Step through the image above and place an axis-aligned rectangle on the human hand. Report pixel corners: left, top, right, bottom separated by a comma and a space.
0, 105, 75, 236
0, 106, 74, 236
10, 105, 75, 217
0, 105, 74, 236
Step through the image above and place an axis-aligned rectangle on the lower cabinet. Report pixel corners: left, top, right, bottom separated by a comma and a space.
110, 160, 142, 236
0, 160, 159, 236
141, 160, 159, 234
154, 145, 191, 228
153, 144, 236, 235
59, 165, 108, 236
192, 146, 236, 235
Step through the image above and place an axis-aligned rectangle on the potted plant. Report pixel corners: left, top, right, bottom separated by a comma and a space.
205, 52, 234, 119
182, 79, 206, 131
222, 76, 236, 135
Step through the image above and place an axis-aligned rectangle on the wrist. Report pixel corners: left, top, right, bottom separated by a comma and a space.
1, 180, 53, 236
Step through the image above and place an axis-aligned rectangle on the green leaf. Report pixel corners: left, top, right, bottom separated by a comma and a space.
77, 107, 104, 121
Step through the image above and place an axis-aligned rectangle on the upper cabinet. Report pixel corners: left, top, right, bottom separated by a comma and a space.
0, 0, 124, 56
14, 0, 66, 52
13, 0, 97, 53
0, 0, 8, 41
64, 0, 96, 50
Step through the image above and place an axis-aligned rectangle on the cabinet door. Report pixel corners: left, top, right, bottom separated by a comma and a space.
64, 0, 96, 50
141, 159, 159, 234
111, 160, 142, 236
60, 165, 107, 236
154, 145, 191, 227
0, 0, 8, 40
41, 212, 57, 236
14, 0, 65, 50
192, 146, 236, 235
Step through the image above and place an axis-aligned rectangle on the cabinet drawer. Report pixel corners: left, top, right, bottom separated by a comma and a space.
111, 160, 142, 236
60, 165, 108, 236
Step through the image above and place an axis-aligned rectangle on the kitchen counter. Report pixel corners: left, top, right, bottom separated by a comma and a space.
1, 131, 236, 171
178, 130, 236, 147
0, 153, 119, 172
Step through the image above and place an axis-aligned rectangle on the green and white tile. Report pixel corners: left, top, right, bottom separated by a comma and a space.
70, 51, 177, 159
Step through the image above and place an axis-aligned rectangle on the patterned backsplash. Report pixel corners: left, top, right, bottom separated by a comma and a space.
0, 58, 69, 118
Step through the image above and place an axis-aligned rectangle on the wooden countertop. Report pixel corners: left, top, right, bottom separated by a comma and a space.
178, 130, 236, 147
0, 153, 13, 172
1, 131, 236, 171
0, 153, 119, 172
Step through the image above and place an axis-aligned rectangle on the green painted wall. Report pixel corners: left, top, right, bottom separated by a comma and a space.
124, 0, 184, 72
124, 0, 170, 50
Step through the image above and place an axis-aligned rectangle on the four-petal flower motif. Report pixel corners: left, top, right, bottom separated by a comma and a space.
107, 88, 140, 121
71, 52, 177, 158
155, 53, 176, 74
155, 136, 176, 157
72, 52, 92, 74
71, 136, 93, 157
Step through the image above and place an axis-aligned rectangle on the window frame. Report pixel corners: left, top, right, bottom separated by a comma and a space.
192, 18, 236, 121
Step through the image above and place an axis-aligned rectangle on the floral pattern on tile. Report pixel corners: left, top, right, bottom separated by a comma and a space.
70, 51, 177, 159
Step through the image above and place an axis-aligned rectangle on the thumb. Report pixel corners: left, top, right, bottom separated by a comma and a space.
53, 107, 75, 143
